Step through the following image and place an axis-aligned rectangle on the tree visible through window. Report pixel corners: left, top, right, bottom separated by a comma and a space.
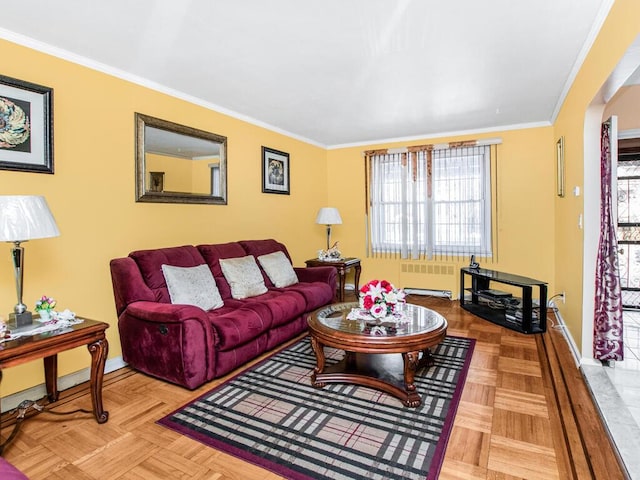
365, 144, 493, 260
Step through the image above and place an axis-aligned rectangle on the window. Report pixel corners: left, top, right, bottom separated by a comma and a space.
365, 144, 493, 259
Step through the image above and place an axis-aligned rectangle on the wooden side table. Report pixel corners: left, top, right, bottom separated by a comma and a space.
0, 317, 109, 452
305, 257, 361, 302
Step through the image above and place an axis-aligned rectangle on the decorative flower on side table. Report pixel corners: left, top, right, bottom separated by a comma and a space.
358, 279, 406, 319
35, 295, 56, 321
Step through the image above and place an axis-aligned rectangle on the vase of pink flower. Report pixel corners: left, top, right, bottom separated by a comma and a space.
358, 280, 406, 319
35, 295, 56, 321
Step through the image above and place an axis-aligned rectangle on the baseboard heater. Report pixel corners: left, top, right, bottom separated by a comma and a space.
404, 288, 452, 299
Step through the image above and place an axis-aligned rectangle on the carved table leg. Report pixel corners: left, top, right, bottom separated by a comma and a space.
43, 354, 59, 402
88, 337, 109, 423
402, 351, 422, 407
310, 336, 326, 388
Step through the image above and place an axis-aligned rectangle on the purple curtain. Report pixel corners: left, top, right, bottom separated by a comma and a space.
593, 121, 624, 361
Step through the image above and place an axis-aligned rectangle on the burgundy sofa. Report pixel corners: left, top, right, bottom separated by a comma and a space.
0, 458, 27, 479
110, 239, 336, 389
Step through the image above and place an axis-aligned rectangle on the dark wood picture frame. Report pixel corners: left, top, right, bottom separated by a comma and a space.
262, 146, 290, 195
0, 75, 53, 174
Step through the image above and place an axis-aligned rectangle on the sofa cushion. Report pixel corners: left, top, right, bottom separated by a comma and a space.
239, 239, 292, 287
257, 251, 299, 288
130, 245, 207, 303
240, 289, 307, 327
207, 307, 271, 350
283, 281, 335, 311
0, 458, 27, 480
197, 242, 248, 299
219, 255, 268, 299
162, 264, 223, 311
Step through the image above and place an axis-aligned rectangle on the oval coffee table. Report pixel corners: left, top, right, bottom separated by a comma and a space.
307, 302, 447, 407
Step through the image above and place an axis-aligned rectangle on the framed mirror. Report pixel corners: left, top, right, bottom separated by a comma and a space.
135, 113, 227, 204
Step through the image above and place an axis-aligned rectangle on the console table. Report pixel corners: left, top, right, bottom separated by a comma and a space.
0, 318, 109, 452
459, 267, 547, 334
305, 257, 361, 302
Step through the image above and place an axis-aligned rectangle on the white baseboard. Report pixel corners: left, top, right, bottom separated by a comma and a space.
549, 301, 582, 367
1, 356, 127, 413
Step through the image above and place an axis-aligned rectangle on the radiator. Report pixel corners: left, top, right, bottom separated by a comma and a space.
399, 262, 457, 298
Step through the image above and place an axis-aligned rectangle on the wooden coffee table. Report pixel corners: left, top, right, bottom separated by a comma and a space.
307, 302, 447, 407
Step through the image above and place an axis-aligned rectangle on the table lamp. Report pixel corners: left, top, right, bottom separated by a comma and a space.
0, 195, 60, 327
315, 207, 342, 250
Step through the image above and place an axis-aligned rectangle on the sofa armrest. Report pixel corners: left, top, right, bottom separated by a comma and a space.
110, 257, 156, 316
125, 301, 209, 324
295, 266, 337, 288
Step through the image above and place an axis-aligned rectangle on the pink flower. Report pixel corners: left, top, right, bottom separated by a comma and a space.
370, 303, 387, 319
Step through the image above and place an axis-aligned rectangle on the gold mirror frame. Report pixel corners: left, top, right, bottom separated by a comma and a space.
135, 113, 227, 204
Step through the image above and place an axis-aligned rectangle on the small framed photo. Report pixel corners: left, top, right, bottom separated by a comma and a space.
0, 75, 54, 174
262, 146, 290, 194
556, 136, 565, 197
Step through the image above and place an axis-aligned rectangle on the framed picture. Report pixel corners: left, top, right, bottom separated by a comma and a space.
262, 146, 290, 194
149, 171, 165, 192
0, 75, 53, 174
556, 136, 565, 197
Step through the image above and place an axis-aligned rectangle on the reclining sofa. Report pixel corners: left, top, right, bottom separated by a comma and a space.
110, 239, 336, 389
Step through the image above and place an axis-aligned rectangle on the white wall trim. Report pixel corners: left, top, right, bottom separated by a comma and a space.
1, 356, 127, 413
550, 300, 582, 367
619, 128, 640, 139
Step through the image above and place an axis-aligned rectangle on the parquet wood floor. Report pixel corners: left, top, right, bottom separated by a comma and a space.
1, 295, 625, 479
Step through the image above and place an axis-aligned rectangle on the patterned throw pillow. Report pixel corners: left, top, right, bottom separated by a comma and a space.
161, 264, 223, 310
219, 255, 268, 299
257, 251, 298, 288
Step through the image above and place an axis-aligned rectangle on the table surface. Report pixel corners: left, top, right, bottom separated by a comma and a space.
0, 318, 108, 367
309, 302, 447, 339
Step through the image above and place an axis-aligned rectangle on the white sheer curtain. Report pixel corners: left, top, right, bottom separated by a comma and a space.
366, 144, 493, 260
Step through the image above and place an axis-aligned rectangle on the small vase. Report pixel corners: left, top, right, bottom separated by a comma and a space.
37, 310, 52, 322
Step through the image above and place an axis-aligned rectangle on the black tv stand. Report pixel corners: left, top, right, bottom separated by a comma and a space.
459, 267, 547, 334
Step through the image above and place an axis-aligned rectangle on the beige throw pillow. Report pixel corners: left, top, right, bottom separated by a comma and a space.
257, 251, 298, 288
219, 255, 268, 299
161, 264, 223, 310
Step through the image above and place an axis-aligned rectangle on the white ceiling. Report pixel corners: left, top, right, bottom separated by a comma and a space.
0, 0, 612, 148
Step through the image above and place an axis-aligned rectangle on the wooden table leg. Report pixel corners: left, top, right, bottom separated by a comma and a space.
353, 263, 361, 294
402, 351, 422, 407
88, 338, 109, 424
43, 355, 59, 402
310, 336, 326, 388
336, 266, 346, 302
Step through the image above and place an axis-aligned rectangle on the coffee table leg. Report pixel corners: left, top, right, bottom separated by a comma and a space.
402, 351, 422, 407
310, 336, 326, 388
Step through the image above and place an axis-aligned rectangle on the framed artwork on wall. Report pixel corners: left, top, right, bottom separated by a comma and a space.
556, 136, 565, 197
262, 146, 290, 195
0, 75, 54, 174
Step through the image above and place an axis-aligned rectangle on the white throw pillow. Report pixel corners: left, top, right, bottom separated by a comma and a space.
219, 255, 268, 299
161, 264, 223, 310
257, 251, 298, 288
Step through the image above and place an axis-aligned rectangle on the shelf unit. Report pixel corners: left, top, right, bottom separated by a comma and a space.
459, 267, 548, 334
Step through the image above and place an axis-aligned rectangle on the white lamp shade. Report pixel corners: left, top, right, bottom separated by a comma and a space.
0, 195, 60, 242
315, 207, 342, 225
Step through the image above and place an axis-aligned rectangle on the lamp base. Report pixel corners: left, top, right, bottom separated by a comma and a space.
8, 311, 33, 328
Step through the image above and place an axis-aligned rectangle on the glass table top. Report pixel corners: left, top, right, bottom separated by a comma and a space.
313, 302, 447, 337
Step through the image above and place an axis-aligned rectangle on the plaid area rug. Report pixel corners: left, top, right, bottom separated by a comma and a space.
158, 335, 474, 480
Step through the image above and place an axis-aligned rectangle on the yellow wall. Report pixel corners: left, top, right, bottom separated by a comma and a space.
604, 85, 640, 130
553, 0, 640, 350
326, 127, 556, 295
0, 38, 329, 396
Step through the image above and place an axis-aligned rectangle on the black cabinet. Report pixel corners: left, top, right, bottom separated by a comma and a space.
459, 267, 547, 334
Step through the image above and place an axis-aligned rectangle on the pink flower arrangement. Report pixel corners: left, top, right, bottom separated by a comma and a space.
358, 280, 406, 319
